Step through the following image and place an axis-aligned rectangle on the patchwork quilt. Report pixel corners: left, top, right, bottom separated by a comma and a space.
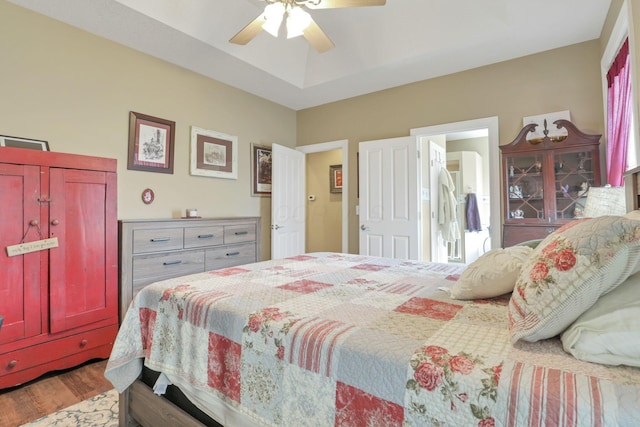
105, 252, 640, 427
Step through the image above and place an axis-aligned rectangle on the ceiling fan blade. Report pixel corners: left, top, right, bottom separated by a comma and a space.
305, 0, 386, 9
229, 13, 267, 45
303, 18, 335, 53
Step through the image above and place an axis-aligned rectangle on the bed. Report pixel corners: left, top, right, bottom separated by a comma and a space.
105, 171, 640, 427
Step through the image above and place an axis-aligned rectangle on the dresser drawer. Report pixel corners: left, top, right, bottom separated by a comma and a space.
205, 243, 256, 271
0, 324, 118, 388
132, 250, 204, 289
224, 224, 256, 245
133, 228, 184, 253
184, 226, 224, 248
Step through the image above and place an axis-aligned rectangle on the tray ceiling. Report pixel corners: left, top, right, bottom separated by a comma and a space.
8, 0, 612, 110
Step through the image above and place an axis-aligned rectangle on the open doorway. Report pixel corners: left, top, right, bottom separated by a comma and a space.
411, 117, 500, 261
306, 150, 343, 252
298, 140, 349, 253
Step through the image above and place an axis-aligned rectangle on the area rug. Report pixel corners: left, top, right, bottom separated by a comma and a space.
21, 389, 118, 427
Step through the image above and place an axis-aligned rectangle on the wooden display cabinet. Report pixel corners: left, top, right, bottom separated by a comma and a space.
500, 119, 601, 247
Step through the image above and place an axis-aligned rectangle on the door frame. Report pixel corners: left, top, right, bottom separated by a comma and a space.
410, 117, 500, 250
297, 139, 349, 253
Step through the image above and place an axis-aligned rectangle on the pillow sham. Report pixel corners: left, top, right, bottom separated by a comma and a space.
508, 216, 640, 343
625, 210, 640, 222
561, 271, 640, 367
449, 246, 533, 300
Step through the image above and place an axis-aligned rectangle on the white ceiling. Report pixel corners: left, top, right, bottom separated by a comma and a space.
8, 0, 612, 111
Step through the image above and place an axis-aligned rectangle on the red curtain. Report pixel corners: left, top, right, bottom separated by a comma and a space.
606, 38, 632, 186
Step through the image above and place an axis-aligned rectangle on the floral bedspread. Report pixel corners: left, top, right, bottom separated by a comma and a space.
105, 253, 640, 427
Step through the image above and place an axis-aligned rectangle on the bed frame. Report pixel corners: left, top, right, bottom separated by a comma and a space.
117, 170, 640, 427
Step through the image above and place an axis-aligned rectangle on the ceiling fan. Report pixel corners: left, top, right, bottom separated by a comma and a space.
230, 0, 386, 53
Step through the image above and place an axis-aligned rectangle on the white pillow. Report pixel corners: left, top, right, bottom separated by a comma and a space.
450, 246, 533, 300
561, 271, 640, 367
625, 210, 640, 222
508, 216, 640, 343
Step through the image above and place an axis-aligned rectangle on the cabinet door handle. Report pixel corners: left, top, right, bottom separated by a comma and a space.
198, 234, 214, 239
226, 251, 240, 257
150, 237, 170, 242
7, 360, 17, 369
163, 260, 182, 266
234, 231, 248, 236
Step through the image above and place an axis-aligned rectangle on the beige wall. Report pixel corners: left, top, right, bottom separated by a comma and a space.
306, 150, 343, 253
3, 1, 636, 258
297, 41, 605, 253
0, 1, 297, 260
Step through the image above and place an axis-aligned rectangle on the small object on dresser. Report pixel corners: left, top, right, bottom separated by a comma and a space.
185, 208, 199, 218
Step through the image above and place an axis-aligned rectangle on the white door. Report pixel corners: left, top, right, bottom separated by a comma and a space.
429, 141, 448, 263
271, 144, 305, 259
359, 136, 420, 259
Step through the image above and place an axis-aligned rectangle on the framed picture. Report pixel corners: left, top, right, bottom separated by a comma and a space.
127, 111, 175, 174
0, 135, 49, 151
330, 164, 342, 193
190, 127, 238, 179
251, 144, 272, 196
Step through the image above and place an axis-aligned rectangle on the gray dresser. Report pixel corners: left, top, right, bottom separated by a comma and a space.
119, 217, 261, 321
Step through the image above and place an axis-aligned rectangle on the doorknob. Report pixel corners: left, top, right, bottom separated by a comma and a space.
360, 224, 369, 231
272, 224, 282, 230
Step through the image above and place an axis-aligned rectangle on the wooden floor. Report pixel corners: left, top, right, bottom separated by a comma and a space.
0, 358, 113, 426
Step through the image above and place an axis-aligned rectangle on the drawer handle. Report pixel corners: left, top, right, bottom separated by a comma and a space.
234, 231, 248, 236
163, 260, 183, 266
7, 360, 17, 369
226, 251, 240, 257
198, 234, 214, 239
150, 237, 170, 242
80, 339, 88, 348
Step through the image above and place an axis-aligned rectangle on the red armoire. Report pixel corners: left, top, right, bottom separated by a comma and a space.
0, 147, 118, 388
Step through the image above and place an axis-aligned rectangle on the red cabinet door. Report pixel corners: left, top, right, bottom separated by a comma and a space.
0, 164, 43, 345
48, 168, 117, 333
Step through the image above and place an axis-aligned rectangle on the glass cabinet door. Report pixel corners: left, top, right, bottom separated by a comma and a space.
553, 150, 595, 220
506, 154, 545, 221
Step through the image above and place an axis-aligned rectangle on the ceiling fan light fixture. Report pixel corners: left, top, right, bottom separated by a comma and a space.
286, 6, 312, 39
262, 2, 286, 37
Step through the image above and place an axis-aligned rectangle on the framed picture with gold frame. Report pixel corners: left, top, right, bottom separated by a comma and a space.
190, 127, 238, 179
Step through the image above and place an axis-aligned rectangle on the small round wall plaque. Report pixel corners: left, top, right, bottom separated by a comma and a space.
141, 188, 154, 204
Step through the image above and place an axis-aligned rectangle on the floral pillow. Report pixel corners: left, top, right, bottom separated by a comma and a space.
449, 246, 533, 300
508, 216, 640, 343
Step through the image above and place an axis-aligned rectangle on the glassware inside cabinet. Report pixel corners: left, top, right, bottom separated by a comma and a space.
507, 155, 544, 220
554, 150, 593, 219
